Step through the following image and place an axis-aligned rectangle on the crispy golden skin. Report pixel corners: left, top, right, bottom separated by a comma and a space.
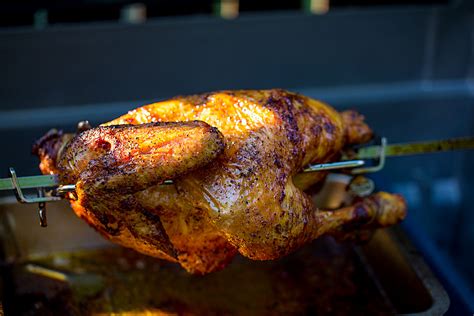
35, 89, 406, 274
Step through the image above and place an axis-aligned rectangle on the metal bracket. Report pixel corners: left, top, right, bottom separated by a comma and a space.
9, 167, 62, 227
9, 168, 62, 204
351, 137, 387, 174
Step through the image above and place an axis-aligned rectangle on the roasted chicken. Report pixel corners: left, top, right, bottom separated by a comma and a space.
34, 89, 406, 274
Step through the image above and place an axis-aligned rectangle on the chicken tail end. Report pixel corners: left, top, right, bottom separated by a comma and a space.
33, 128, 75, 175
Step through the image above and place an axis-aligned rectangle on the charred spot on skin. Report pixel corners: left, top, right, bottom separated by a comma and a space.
140, 208, 164, 224
353, 205, 369, 221
275, 224, 282, 234
302, 217, 308, 227
95, 212, 121, 236
119, 197, 137, 210
324, 121, 336, 134
279, 190, 286, 203
273, 154, 283, 169
94, 138, 112, 151
106, 213, 117, 224
265, 92, 302, 163
208, 126, 225, 152
339, 204, 372, 232
151, 206, 165, 216
288, 92, 307, 107
275, 172, 287, 201
311, 125, 323, 136
209, 126, 220, 135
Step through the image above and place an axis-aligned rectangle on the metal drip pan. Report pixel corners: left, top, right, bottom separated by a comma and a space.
0, 201, 449, 315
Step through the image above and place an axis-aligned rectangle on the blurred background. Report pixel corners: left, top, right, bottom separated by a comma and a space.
0, 0, 473, 314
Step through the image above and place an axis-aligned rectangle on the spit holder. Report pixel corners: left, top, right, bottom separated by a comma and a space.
8, 168, 64, 227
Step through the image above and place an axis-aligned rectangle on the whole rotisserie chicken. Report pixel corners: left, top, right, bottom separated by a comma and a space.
34, 89, 406, 274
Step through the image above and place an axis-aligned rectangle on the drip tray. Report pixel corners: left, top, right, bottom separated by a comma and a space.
0, 201, 449, 315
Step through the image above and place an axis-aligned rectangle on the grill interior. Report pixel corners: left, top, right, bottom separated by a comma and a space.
0, 201, 449, 315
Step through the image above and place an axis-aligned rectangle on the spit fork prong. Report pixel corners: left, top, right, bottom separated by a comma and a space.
37, 187, 47, 227
8, 168, 62, 204
7, 167, 64, 227
351, 137, 387, 174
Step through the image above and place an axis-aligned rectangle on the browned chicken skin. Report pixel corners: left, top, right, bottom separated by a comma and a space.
34, 89, 406, 274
